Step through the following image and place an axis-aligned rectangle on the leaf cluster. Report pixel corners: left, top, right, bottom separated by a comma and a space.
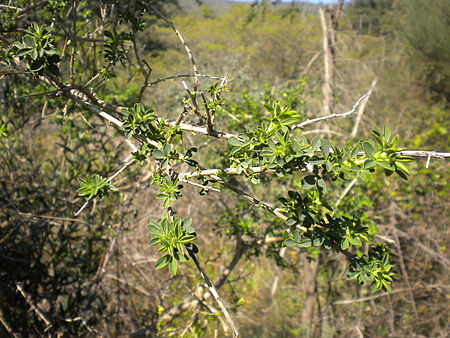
148, 214, 197, 275
13, 23, 60, 75
347, 243, 396, 292
77, 174, 114, 201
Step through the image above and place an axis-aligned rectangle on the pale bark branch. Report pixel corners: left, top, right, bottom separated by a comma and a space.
291, 94, 369, 130
144, 3, 200, 91
333, 284, 448, 305
351, 79, 377, 137
74, 157, 135, 216
188, 251, 240, 337
0, 307, 21, 338
16, 282, 52, 328
148, 74, 224, 87
396, 151, 450, 159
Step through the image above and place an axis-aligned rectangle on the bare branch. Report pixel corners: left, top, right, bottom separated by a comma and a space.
74, 158, 136, 216
187, 250, 240, 337
351, 79, 377, 137
0, 4, 22, 10
16, 283, 52, 328
396, 151, 450, 159
148, 74, 224, 87
144, 3, 200, 91
0, 307, 21, 338
333, 284, 448, 305
333, 178, 358, 209
291, 94, 369, 130
0, 90, 59, 105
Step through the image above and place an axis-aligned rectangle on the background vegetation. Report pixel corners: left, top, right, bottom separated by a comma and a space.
0, 0, 448, 337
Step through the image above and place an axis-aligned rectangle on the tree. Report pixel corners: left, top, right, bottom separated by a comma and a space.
1, 1, 448, 336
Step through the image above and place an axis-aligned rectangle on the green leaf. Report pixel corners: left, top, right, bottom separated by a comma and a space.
341, 238, 350, 250
153, 150, 165, 159
17, 48, 33, 57
155, 255, 170, 269
363, 141, 374, 158
283, 239, 297, 247
317, 178, 327, 193
311, 137, 321, 151
376, 160, 394, 170
169, 258, 178, 275
383, 125, 391, 142
321, 138, 330, 157
286, 218, 297, 226
348, 237, 362, 246
228, 137, 242, 147
302, 175, 316, 190
23, 36, 35, 47
298, 239, 312, 247
48, 64, 60, 76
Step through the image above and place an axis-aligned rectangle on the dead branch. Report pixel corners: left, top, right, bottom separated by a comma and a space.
333, 284, 448, 305
16, 283, 52, 328
187, 250, 239, 337
351, 79, 377, 137
292, 94, 369, 130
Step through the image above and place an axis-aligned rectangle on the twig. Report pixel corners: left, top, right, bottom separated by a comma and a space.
0, 4, 22, 10
393, 228, 450, 269
333, 284, 447, 305
95, 222, 123, 281
132, 34, 152, 102
74, 158, 136, 216
103, 273, 152, 297
396, 150, 450, 159
351, 79, 377, 137
171, 120, 236, 139
207, 174, 310, 232
0, 307, 21, 338
187, 250, 240, 337
301, 51, 322, 76
291, 94, 369, 130
200, 91, 214, 133
178, 163, 314, 180
178, 178, 221, 192
333, 178, 357, 209
145, 3, 200, 91
67, 90, 123, 125
393, 228, 419, 318
0, 90, 59, 105
302, 129, 344, 136
18, 212, 88, 224
148, 74, 224, 87
16, 282, 52, 328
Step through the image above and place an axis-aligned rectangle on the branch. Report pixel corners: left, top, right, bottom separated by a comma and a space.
16, 282, 52, 328
187, 250, 240, 337
333, 178, 358, 209
144, 3, 200, 90
74, 158, 136, 216
148, 74, 224, 87
333, 284, 448, 305
291, 93, 369, 130
178, 164, 313, 180
0, 307, 21, 338
171, 120, 236, 139
0, 90, 59, 105
396, 151, 450, 159
351, 79, 377, 137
